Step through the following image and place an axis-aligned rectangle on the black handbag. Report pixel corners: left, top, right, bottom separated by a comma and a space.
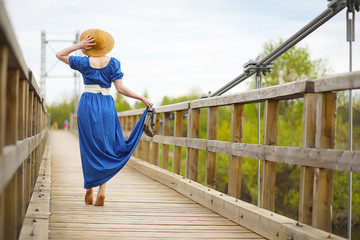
144, 107, 156, 137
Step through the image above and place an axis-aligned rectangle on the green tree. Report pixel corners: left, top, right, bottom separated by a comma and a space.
47, 98, 75, 129
114, 93, 131, 112
133, 90, 149, 109
261, 39, 331, 87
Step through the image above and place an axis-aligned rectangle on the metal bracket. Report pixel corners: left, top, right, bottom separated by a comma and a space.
243, 58, 274, 76
328, 0, 347, 11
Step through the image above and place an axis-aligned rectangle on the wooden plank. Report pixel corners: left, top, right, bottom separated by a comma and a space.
0, 131, 46, 194
186, 108, 200, 181
152, 113, 160, 166
143, 139, 150, 162
205, 106, 218, 189
27, 91, 34, 138
260, 100, 279, 211
19, 144, 51, 240
312, 93, 336, 232
23, 157, 30, 210
141, 135, 360, 173
6, 69, 19, 145
299, 93, 317, 225
135, 115, 143, 158
16, 165, 24, 237
28, 71, 41, 99
190, 79, 313, 108
228, 103, 244, 198
0, 45, 8, 153
18, 79, 27, 140
161, 112, 170, 170
173, 110, 183, 174
0, 190, 4, 240
117, 102, 189, 117
48, 130, 264, 240
314, 71, 360, 93
128, 158, 345, 240
3, 174, 17, 240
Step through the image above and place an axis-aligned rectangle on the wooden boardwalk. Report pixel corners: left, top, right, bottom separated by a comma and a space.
49, 130, 264, 239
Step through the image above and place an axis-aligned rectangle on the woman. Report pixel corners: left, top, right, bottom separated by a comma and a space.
56, 29, 152, 206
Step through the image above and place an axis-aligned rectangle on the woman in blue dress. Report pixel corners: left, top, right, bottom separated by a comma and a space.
56, 29, 152, 206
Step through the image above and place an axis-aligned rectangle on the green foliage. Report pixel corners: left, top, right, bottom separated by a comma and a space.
47, 98, 75, 129
261, 39, 331, 87
114, 93, 131, 112
133, 90, 149, 109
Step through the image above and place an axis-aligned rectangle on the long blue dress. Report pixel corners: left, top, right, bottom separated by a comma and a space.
69, 56, 147, 189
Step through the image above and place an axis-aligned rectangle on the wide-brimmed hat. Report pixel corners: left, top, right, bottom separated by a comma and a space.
80, 29, 114, 57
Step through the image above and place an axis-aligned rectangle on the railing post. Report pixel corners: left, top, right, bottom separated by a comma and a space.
15, 166, 23, 237
312, 92, 336, 232
6, 69, 19, 145
143, 137, 150, 163
260, 100, 279, 211
186, 108, 200, 181
161, 112, 170, 170
173, 110, 183, 174
228, 103, 244, 198
0, 45, 8, 154
152, 113, 160, 166
134, 115, 142, 158
18, 79, 27, 140
28, 92, 34, 192
206, 106, 218, 189
3, 174, 17, 240
299, 93, 317, 225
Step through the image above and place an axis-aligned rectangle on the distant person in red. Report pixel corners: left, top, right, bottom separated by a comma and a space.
63, 119, 69, 130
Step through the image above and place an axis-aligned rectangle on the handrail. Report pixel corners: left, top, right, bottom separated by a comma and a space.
112, 71, 360, 239
0, 1, 48, 239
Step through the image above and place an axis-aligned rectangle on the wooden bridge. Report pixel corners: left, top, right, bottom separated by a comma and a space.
1, 1, 360, 239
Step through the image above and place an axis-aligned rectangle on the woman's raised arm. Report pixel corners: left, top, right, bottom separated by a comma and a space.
56, 35, 96, 64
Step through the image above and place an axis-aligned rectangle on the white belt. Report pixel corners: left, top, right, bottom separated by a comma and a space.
84, 84, 111, 95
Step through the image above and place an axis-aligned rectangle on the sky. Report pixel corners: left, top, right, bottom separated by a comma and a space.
3, 0, 360, 106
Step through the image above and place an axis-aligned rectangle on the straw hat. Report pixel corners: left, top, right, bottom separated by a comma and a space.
80, 29, 114, 57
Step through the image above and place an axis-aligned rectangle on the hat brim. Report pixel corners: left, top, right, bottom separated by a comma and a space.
80, 29, 114, 57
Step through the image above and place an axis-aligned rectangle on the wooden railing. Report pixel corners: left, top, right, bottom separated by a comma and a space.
0, 1, 48, 240
116, 71, 360, 239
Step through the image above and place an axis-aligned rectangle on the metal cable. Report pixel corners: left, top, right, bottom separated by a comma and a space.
210, 1, 346, 97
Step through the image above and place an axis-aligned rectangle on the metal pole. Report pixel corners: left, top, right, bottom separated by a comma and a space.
346, 9, 354, 240
256, 73, 262, 207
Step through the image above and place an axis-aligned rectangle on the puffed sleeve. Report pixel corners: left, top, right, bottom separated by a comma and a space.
110, 58, 124, 81
69, 56, 86, 73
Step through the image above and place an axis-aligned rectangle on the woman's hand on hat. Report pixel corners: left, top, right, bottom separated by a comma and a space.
79, 35, 96, 50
